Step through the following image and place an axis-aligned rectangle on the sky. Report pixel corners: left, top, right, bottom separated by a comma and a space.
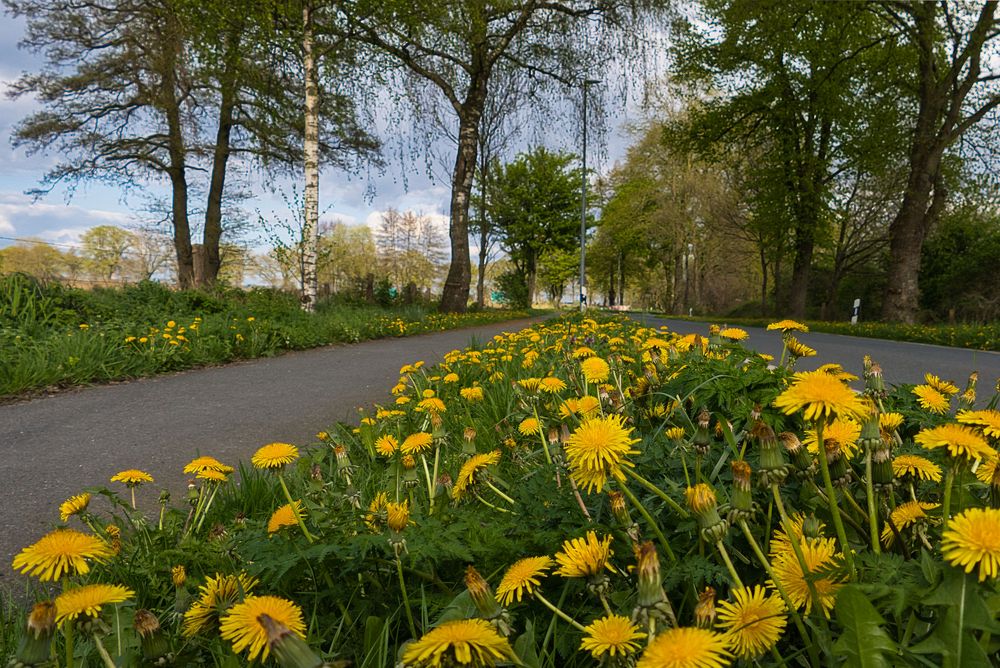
0, 11, 653, 257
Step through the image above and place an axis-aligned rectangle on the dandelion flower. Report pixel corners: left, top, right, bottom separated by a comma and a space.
540, 376, 567, 393
219, 595, 305, 662
401, 432, 434, 455
912, 385, 950, 414
110, 469, 154, 486
417, 397, 447, 414
924, 373, 959, 396
54, 584, 133, 624
518, 417, 539, 436
580, 614, 645, 659
452, 451, 501, 500
559, 395, 602, 419
365, 492, 389, 532
767, 320, 808, 333
443, 373, 459, 383
375, 435, 399, 457
197, 469, 229, 483
716, 585, 786, 659
573, 346, 597, 359
182, 572, 259, 637
581, 357, 610, 383
402, 618, 514, 667
718, 327, 748, 341
495, 556, 553, 605
768, 536, 843, 616
555, 532, 614, 578
183, 456, 233, 474
880, 501, 938, 547
267, 501, 303, 535
892, 454, 942, 482
942, 507, 1000, 581
915, 424, 994, 461
251, 443, 299, 469
784, 337, 816, 358
563, 414, 640, 493
460, 387, 484, 402
880, 412, 905, 436
804, 417, 861, 459
958, 409, 1000, 440
517, 378, 542, 392
773, 370, 867, 422
59, 493, 91, 522
12, 529, 113, 581
636, 626, 732, 668
386, 501, 410, 533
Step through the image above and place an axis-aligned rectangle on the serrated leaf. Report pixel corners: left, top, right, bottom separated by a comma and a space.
832, 585, 898, 668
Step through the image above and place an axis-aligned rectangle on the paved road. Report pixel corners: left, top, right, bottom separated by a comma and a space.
0, 318, 543, 588
2, 313, 997, 592
631, 314, 1000, 389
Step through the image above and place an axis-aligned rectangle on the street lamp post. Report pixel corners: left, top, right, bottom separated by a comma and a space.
580, 78, 599, 313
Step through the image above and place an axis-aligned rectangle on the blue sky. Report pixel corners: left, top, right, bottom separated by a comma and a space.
0, 12, 647, 256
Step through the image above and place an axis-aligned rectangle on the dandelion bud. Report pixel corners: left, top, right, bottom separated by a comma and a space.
685, 484, 728, 542
134, 609, 170, 662
664, 427, 685, 447
752, 421, 789, 486
859, 410, 881, 452
728, 460, 754, 523
634, 542, 666, 609
608, 491, 631, 526
801, 515, 823, 540
171, 565, 186, 588
780, 432, 815, 478
692, 407, 712, 455
824, 441, 851, 487
959, 372, 978, 409
464, 566, 510, 635
158, 490, 170, 505
694, 587, 716, 629
259, 613, 326, 668
872, 441, 894, 492
14, 602, 56, 666
310, 463, 323, 482
463, 427, 477, 442
863, 357, 886, 396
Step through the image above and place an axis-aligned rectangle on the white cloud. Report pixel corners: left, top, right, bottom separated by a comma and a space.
0, 192, 134, 247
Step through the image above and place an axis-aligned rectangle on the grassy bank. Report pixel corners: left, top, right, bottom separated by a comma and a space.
5, 314, 999, 666
0, 274, 533, 400
641, 312, 999, 351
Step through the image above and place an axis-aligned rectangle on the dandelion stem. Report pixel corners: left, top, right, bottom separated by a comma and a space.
92, 634, 117, 668
533, 404, 552, 466
618, 482, 676, 562
64, 621, 74, 668
396, 556, 418, 639
534, 592, 586, 632
420, 454, 434, 511
714, 541, 744, 588
864, 447, 881, 554
623, 469, 689, 518
277, 473, 315, 543
484, 479, 516, 505
130, 487, 136, 511
815, 422, 856, 578
474, 491, 513, 513
943, 465, 956, 527
430, 446, 441, 511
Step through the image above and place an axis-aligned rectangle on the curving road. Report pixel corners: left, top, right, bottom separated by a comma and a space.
2, 313, 997, 591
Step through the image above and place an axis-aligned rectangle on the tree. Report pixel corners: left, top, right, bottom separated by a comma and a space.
877, 1, 1000, 322
125, 227, 175, 282
0, 240, 67, 281
537, 247, 577, 304
490, 147, 581, 304
376, 209, 446, 291
331, 0, 656, 312
81, 225, 134, 283
317, 221, 377, 294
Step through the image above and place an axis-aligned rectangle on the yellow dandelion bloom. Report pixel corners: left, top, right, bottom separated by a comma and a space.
54, 584, 133, 624
460, 386, 484, 402
573, 346, 597, 359
958, 409, 1000, 440
880, 501, 938, 547
183, 456, 233, 474
12, 529, 113, 582
892, 454, 942, 482
580, 614, 645, 659
375, 435, 399, 457
59, 493, 91, 522
251, 443, 299, 469
636, 626, 732, 668
941, 507, 1000, 581
925, 373, 959, 396
773, 370, 867, 422
718, 327, 748, 341
197, 469, 229, 483
495, 556, 553, 605
110, 469, 154, 486
559, 395, 602, 419
182, 572, 259, 637
716, 585, 787, 659
975, 455, 1000, 486
417, 397, 447, 414
172, 565, 186, 587
267, 501, 303, 535
784, 336, 816, 358
540, 376, 567, 393
518, 417, 540, 436
880, 412, 905, 434
219, 595, 305, 662
768, 536, 844, 616
365, 492, 389, 531
912, 385, 950, 414
386, 501, 410, 532
443, 373, 459, 383
767, 320, 808, 333
401, 432, 434, 455
452, 451, 501, 500
402, 618, 514, 667
581, 357, 611, 383
664, 427, 685, 442
563, 414, 640, 493
915, 424, 994, 461
554, 531, 614, 578
804, 417, 861, 459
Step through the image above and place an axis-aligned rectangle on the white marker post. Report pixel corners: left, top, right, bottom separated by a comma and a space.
851, 298, 861, 325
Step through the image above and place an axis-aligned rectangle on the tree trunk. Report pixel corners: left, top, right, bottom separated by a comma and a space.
440, 108, 483, 313
476, 222, 488, 307
759, 246, 768, 314
162, 49, 193, 288
787, 228, 814, 318
301, 2, 319, 312
202, 32, 240, 286
525, 252, 537, 308
618, 252, 625, 306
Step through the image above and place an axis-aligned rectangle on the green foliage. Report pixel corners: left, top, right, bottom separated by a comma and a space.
495, 270, 530, 309
832, 586, 898, 667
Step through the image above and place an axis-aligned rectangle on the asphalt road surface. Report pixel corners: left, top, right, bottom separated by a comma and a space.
2, 312, 997, 592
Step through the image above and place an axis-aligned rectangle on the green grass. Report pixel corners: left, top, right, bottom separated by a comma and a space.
0, 274, 535, 400
638, 311, 1000, 351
